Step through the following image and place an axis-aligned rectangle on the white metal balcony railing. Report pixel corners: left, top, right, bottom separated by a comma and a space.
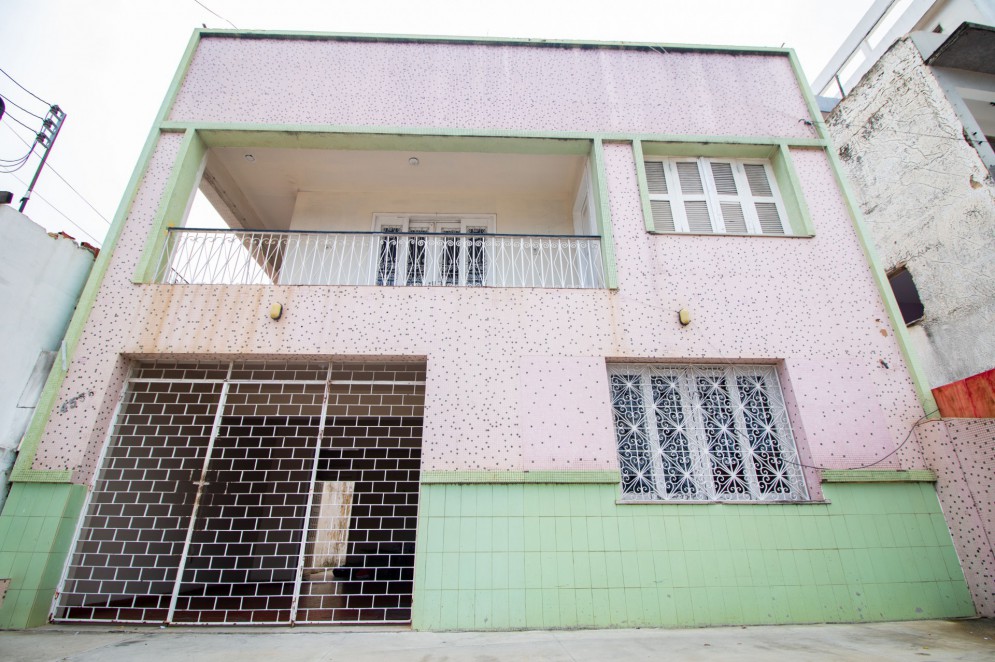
153, 229, 606, 289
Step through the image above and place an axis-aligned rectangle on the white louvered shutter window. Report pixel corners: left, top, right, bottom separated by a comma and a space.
674, 160, 714, 233
741, 163, 789, 235
707, 161, 748, 234
644, 158, 790, 236
644, 160, 676, 232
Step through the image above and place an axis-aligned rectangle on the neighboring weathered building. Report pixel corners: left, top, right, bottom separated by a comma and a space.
819, 0, 995, 616
825, 24, 995, 391
0, 30, 977, 629
0, 204, 95, 509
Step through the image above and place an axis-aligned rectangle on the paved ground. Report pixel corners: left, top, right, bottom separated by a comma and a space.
1, 619, 993, 661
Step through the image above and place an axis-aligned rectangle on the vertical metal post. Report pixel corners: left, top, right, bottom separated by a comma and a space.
165, 363, 232, 624
289, 364, 333, 624
18, 105, 66, 213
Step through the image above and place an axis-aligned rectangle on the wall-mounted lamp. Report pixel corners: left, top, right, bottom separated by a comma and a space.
269, 303, 283, 320
408, 157, 420, 166
244, 154, 256, 162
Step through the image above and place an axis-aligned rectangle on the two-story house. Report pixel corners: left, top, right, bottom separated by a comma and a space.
0, 30, 977, 629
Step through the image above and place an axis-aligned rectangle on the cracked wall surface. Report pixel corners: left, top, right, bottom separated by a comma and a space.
827, 37, 995, 388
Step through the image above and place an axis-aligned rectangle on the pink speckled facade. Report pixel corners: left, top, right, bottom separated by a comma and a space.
171, 39, 816, 138
916, 420, 995, 616
32, 36, 925, 495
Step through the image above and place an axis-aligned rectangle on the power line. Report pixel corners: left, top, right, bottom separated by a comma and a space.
2, 123, 111, 226
5, 170, 102, 245
0, 150, 32, 173
0, 142, 35, 165
0, 66, 50, 106
0, 92, 45, 120
1, 110, 41, 135
193, 0, 238, 29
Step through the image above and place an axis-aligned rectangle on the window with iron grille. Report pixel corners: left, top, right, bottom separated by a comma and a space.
643, 158, 790, 235
608, 364, 807, 502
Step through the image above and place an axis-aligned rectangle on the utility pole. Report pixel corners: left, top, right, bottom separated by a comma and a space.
18, 104, 66, 213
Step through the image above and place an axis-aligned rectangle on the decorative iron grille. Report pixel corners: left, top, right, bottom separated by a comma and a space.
608, 364, 807, 502
153, 228, 605, 288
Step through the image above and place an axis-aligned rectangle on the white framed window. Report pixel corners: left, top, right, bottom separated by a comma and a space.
644, 158, 790, 235
607, 364, 807, 502
372, 214, 494, 286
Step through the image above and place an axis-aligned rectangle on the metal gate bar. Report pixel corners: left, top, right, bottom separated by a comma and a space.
170, 380, 326, 624
54, 377, 224, 623
54, 360, 425, 626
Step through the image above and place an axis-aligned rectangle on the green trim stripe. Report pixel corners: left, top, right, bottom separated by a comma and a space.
421, 470, 620, 484
198, 130, 594, 153
785, 50, 938, 417
591, 139, 618, 289
631, 140, 655, 232
133, 129, 207, 283
10, 31, 203, 483
159, 122, 827, 146
194, 28, 798, 57
821, 470, 938, 483
774, 143, 816, 235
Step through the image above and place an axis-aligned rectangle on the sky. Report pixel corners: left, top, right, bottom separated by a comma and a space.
0, 0, 876, 247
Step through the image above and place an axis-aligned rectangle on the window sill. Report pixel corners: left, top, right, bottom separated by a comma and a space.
647, 231, 814, 239
616, 499, 830, 506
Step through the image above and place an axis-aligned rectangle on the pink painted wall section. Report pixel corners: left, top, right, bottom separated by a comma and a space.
599, 142, 922, 470
32, 132, 184, 475
28, 40, 927, 496
916, 419, 995, 616
519, 358, 617, 470
170, 38, 817, 138
34, 142, 926, 485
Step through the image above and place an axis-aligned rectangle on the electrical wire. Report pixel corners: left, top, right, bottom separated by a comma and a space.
0, 92, 45, 120
0, 66, 50, 106
0, 151, 32, 173
1, 110, 41, 135
2, 123, 111, 226
4, 171, 102, 245
691, 325, 941, 473
0, 143, 35, 164
780, 408, 940, 472
193, 0, 238, 29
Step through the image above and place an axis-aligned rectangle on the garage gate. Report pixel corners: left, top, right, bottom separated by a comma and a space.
53, 360, 425, 625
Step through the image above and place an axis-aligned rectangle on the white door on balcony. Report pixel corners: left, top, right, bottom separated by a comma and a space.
373, 215, 494, 287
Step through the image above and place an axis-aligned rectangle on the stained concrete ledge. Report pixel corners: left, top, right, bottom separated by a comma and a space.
1, 619, 993, 661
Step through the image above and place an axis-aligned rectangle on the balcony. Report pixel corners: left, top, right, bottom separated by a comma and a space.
146, 137, 609, 290
153, 228, 605, 288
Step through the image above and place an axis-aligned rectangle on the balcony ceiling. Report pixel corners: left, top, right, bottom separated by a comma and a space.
204, 147, 587, 230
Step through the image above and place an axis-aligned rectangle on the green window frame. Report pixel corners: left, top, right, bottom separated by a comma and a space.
633, 141, 815, 237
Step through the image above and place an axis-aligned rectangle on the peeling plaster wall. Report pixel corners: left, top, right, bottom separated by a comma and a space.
28, 40, 925, 500
827, 37, 995, 387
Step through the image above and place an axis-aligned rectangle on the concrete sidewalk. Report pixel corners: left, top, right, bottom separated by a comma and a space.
1, 619, 993, 661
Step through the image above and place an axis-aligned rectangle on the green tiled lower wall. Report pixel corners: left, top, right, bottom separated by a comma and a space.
411, 482, 974, 630
0, 483, 87, 629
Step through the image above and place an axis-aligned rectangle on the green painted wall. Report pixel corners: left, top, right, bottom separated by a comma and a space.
0, 483, 86, 628
411, 482, 974, 630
